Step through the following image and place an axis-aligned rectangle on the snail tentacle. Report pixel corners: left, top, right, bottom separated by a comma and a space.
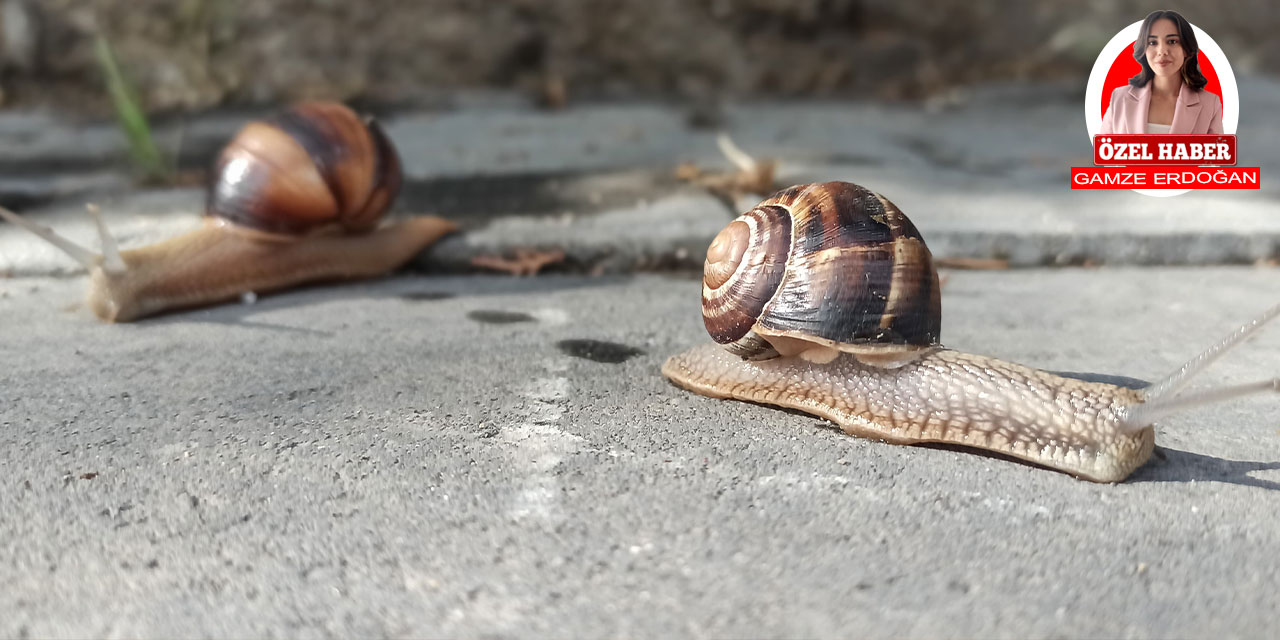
86, 204, 126, 274
1117, 302, 1280, 431
1120, 378, 1280, 433
0, 206, 102, 270
1132, 303, 1280, 400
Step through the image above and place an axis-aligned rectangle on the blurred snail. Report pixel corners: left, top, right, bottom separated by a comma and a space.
0, 101, 455, 322
662, 181, 1278, 482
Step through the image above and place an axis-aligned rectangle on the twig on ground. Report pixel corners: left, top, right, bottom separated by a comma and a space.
675, 133, 777, 210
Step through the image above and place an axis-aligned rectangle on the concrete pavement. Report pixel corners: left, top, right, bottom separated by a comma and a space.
2, 76, 1280, 637
1, 268, 1278, 637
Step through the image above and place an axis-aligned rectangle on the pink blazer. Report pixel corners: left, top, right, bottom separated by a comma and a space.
1100, 82, 1223, 134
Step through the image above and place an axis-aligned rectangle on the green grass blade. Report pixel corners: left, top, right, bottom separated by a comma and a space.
93, 34, 170, 182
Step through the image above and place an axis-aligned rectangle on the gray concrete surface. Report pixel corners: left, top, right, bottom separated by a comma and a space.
2, 268, 1279, 638
2, 76, 1280, 637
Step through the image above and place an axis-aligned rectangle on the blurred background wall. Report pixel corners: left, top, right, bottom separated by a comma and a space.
0, 0, 1274, 114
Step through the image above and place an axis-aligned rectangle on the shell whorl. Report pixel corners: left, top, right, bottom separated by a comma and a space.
207, 102, 403, 236
701, 181, 942, 359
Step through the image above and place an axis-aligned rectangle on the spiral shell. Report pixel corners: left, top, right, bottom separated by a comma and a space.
207, 102, 403, 235
701, 181, 941, 360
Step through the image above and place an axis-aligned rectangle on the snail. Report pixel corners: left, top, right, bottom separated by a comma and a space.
0, 101, 456, 322
662, 181, 1278, 483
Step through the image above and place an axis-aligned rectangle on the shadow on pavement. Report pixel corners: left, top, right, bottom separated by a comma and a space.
1053, 371, 1280, 489
396, 168, 685, 228
135, 274, 633, 332
1129, 446, 1280, 490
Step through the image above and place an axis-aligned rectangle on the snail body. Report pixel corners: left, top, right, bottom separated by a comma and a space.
1, 102, 455, 322
663, 181, 1277, 482
82, 215, 452, 322
664, 344, 1153, 482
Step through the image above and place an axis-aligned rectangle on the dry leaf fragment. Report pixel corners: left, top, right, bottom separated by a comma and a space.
471, 249, 567, 276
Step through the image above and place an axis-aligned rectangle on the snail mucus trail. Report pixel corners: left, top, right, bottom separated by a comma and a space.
662, 181, 1279, 483
0, 101, 456, 322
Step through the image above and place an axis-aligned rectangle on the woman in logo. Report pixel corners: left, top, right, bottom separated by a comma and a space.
1100, 10, 1223, 134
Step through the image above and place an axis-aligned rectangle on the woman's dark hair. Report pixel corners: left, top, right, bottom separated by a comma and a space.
1129, 10, 1208, 90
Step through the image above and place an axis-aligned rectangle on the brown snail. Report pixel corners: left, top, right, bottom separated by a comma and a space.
0, 101, 455, 322
662, 181, 1278, 483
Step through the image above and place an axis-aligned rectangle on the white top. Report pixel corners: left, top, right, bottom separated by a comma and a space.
1145, 122, 1171, 134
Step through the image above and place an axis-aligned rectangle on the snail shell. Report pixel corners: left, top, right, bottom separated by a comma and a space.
702, 181, 940, 364
209, 101, 402, 235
